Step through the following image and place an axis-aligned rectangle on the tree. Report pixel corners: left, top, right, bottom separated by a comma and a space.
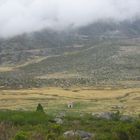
36, 103, 44, 113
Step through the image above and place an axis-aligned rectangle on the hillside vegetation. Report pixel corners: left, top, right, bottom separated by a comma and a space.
0, 39, 140, 88
0, 109, 140, 140
0, 20, 140, 88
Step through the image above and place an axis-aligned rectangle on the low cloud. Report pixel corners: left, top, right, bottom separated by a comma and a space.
0, 0, 140, 37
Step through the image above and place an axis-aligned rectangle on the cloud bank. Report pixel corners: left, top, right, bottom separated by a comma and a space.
0, 0, 140, 37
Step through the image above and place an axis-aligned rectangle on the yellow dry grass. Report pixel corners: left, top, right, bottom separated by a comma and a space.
15, 56, 47, 68
0, 56, 47, 72
0, 87, 140, 115
36, 72, 81, 79
0, 67, 14, 72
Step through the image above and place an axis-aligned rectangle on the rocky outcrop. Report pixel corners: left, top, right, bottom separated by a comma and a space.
92, 112, 114, 120
64, 130, 94, 140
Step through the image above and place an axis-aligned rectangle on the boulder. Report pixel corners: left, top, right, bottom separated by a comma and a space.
56, 112, 66, 118
64, 130, 93, 140
54, 118, 63, 124
64, 130, 75, 137
112, 105, 124, 110
92, 112, 114, 120
120, 115, 132, 121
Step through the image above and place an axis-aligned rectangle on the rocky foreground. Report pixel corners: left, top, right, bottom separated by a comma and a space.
0, 109, 140, 140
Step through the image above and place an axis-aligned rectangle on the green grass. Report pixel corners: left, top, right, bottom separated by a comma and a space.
0, 110, 51, 125
0, 110, 140, 140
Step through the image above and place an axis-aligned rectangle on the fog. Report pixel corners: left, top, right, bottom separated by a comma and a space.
0, 0, 140, 38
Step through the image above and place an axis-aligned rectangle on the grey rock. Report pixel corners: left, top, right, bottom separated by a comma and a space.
54, 118, 63, 124
64, 130, 75, 137
56, 112, 66, 118
112, 105, 124, 110
64, 130, 93, 140
92, 112, 114, 120
120, 115, 132, 121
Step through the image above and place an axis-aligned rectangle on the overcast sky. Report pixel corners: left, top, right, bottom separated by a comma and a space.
0, 0, 140, 38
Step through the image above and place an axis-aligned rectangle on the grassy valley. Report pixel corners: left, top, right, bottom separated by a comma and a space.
0, 21, 140, 140
0, 87, 140, 115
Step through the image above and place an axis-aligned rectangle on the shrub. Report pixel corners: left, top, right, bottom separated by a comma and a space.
114, 131, 129, 140
128, 126, 140, 140
31, 132, 45, 140
50, 124, 62, 136
46, 133, 56, 140
11, 115, 25, 125
36, 104, 44, 113
112, 111, 121, 121
13, 131, 28, 140
94, 133, 113, 140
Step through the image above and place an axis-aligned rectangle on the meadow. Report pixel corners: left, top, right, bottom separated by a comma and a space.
0, 86, 140, 140
0, 87, 140, 115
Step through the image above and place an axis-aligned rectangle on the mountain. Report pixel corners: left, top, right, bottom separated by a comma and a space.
0, 19, 140, 88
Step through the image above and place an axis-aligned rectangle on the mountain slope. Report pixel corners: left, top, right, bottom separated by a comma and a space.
0, 20, 140, 88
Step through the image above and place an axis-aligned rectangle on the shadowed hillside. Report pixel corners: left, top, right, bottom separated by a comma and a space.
0, 20, 140, 88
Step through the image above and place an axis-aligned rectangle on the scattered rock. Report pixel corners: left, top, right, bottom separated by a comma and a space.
76, 130, 94, 140
54, 118, 63, 124
56, 112, 66, 118
92, 112, 114, 120
112, 105, 124, 110
64, 130, 75, 137
92, 112, 134, 121
64, 130, 94, 140
80, 113, 84, 117
120, 115, 132, 121
92, 112, 99, 117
